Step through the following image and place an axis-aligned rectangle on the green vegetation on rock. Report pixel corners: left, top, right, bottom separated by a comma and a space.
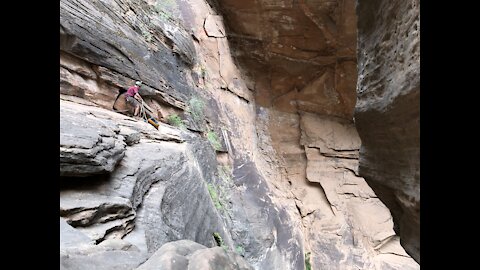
188, 97, 205, 124
218, 165, 233, 185
167, 114, 186, 129
207, 130, 222, 151
207, 183, 222, 210
142, 29, 153, 42
235, 245, 245, 256
213, 232, 225, 248
305, 252, 312, 270
155, 0, 177, 21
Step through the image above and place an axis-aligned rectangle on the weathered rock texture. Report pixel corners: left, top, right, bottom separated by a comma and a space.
136, 240, 253, 270
60, 217, 148, 270
60, 0, 194, 115
60, 105, 126, 176
255, 109, 418, 269
60, 100, 230, 251
60, 0, 303, 268
214, 0, 358, 119
211, 0, 419, 268
355, 0, 420, 263
60, 0, 419, 269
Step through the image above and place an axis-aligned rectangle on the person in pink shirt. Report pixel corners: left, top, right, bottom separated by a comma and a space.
125, 81, 144, 117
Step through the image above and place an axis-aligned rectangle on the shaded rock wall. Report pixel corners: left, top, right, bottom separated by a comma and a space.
213, 0, 358, 119
355, 0, 420, 263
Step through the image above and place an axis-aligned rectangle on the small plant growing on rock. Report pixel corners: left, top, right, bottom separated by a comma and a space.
207, 183, 222, 210
142, 29, 153, 43
235, 245, 245, 257
212, 232, 223, 246
212, 232, 226, 249
218, 165, 233, 185
167, 114, 186, 129
305, 252, 312, 270
207, 131, 222, 151
188, 97, 205, 123
157, 10, 172, 21
155, 0, 176, 21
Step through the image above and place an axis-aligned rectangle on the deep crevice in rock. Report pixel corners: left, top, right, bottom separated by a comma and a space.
60, 174, 111, 190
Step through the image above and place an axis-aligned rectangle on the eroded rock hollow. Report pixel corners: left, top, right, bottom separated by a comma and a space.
60, 0, 419, 269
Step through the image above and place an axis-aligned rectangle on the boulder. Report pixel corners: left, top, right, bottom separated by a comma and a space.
136, 240, 253, 270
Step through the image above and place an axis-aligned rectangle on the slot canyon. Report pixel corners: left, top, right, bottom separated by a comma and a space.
60, 0, 419, 269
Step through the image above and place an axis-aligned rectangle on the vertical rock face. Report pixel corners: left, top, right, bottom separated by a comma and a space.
256, 109, 418, 269
213, 0, 418, 268
355, 0, 420, 263
60, 0, 419, 269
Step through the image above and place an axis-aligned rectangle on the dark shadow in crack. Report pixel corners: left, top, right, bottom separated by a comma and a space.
60, 174, 111, 191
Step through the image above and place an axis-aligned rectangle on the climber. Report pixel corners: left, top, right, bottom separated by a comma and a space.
125, 81, 144, 117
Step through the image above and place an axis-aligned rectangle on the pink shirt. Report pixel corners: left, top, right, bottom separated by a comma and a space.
126, 86, 139, 97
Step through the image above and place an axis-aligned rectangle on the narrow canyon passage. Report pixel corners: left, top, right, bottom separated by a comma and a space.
213, 0, 419, 265
60, 0, 419, 269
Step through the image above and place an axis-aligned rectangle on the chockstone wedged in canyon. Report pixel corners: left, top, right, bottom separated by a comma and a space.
60, 0, 419, 269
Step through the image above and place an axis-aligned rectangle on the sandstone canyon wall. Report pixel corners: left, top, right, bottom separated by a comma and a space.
355, 0, 420, 263
60, 0, 419, 269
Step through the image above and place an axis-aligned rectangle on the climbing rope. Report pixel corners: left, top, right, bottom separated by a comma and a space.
139, 100, 148, 121
138, 99, 160, 130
